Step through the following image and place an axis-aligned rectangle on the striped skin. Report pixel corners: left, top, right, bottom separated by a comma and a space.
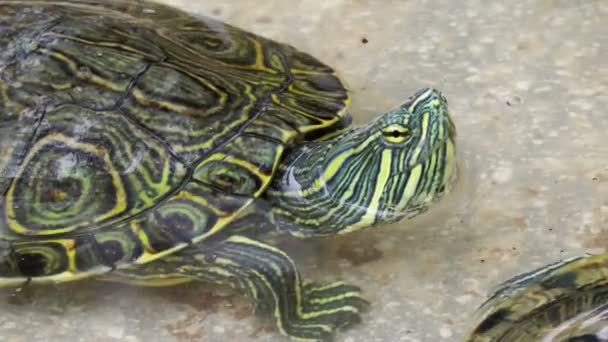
108, 88, 457, 341
0, 2, 457, 341
269, 88, 457, 237
0, 1, 350, 286
108, 233, 369, 342
466, 254, 608, 342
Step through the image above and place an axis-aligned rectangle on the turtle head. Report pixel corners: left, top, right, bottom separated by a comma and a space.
365, 88, 456, 222
270, 88, 456, 237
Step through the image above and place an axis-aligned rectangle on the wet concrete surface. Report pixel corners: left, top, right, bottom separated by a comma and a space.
1, 0, 607, 341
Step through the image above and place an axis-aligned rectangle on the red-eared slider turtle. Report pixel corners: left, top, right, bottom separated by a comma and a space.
466, 254, 608, 342
0, 1, 457, 340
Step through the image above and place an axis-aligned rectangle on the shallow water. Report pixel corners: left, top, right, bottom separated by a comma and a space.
1, 0, 607, 341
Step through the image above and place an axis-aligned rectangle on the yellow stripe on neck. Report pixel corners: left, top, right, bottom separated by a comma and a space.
341, 149, 393, 233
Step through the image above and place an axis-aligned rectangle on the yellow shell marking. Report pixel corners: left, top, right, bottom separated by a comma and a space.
5, 133, 127, 235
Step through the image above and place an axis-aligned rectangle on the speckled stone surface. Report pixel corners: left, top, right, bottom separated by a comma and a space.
1, 1, 607, 341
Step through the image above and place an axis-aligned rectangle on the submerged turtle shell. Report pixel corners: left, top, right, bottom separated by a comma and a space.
0, 0, 350, 284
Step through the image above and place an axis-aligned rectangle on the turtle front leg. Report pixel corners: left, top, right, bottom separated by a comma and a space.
206, 235, 369, 341
108, 235, 368, 341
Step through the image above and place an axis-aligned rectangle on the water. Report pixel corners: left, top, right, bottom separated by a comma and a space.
1, 0, 607, 341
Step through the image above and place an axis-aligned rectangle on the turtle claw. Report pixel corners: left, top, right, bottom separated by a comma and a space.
277, 281, 369, 341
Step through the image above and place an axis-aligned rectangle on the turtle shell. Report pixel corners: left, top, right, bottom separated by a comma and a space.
0, 0, 350, 284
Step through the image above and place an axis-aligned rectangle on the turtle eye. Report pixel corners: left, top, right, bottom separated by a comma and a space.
381, 124, 410, 144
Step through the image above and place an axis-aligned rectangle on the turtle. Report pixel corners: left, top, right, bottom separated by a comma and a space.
465, 253, 608, 342
0, 0, 457, 340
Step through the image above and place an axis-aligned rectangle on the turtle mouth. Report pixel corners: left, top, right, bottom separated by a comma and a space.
391, 127, 455, 181
404, 112, 456, 170
447, 114, 457, 140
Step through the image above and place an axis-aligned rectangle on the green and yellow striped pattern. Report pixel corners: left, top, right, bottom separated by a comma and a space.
467, 253, 608, 341
269, 88, 456, 237
0, 0, 350, 284
108, 233, 369, 342
0, 1, 459, 341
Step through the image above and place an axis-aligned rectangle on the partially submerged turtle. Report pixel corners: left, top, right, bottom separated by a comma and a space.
466, 254, 608, 342
0, 1, 457, 340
